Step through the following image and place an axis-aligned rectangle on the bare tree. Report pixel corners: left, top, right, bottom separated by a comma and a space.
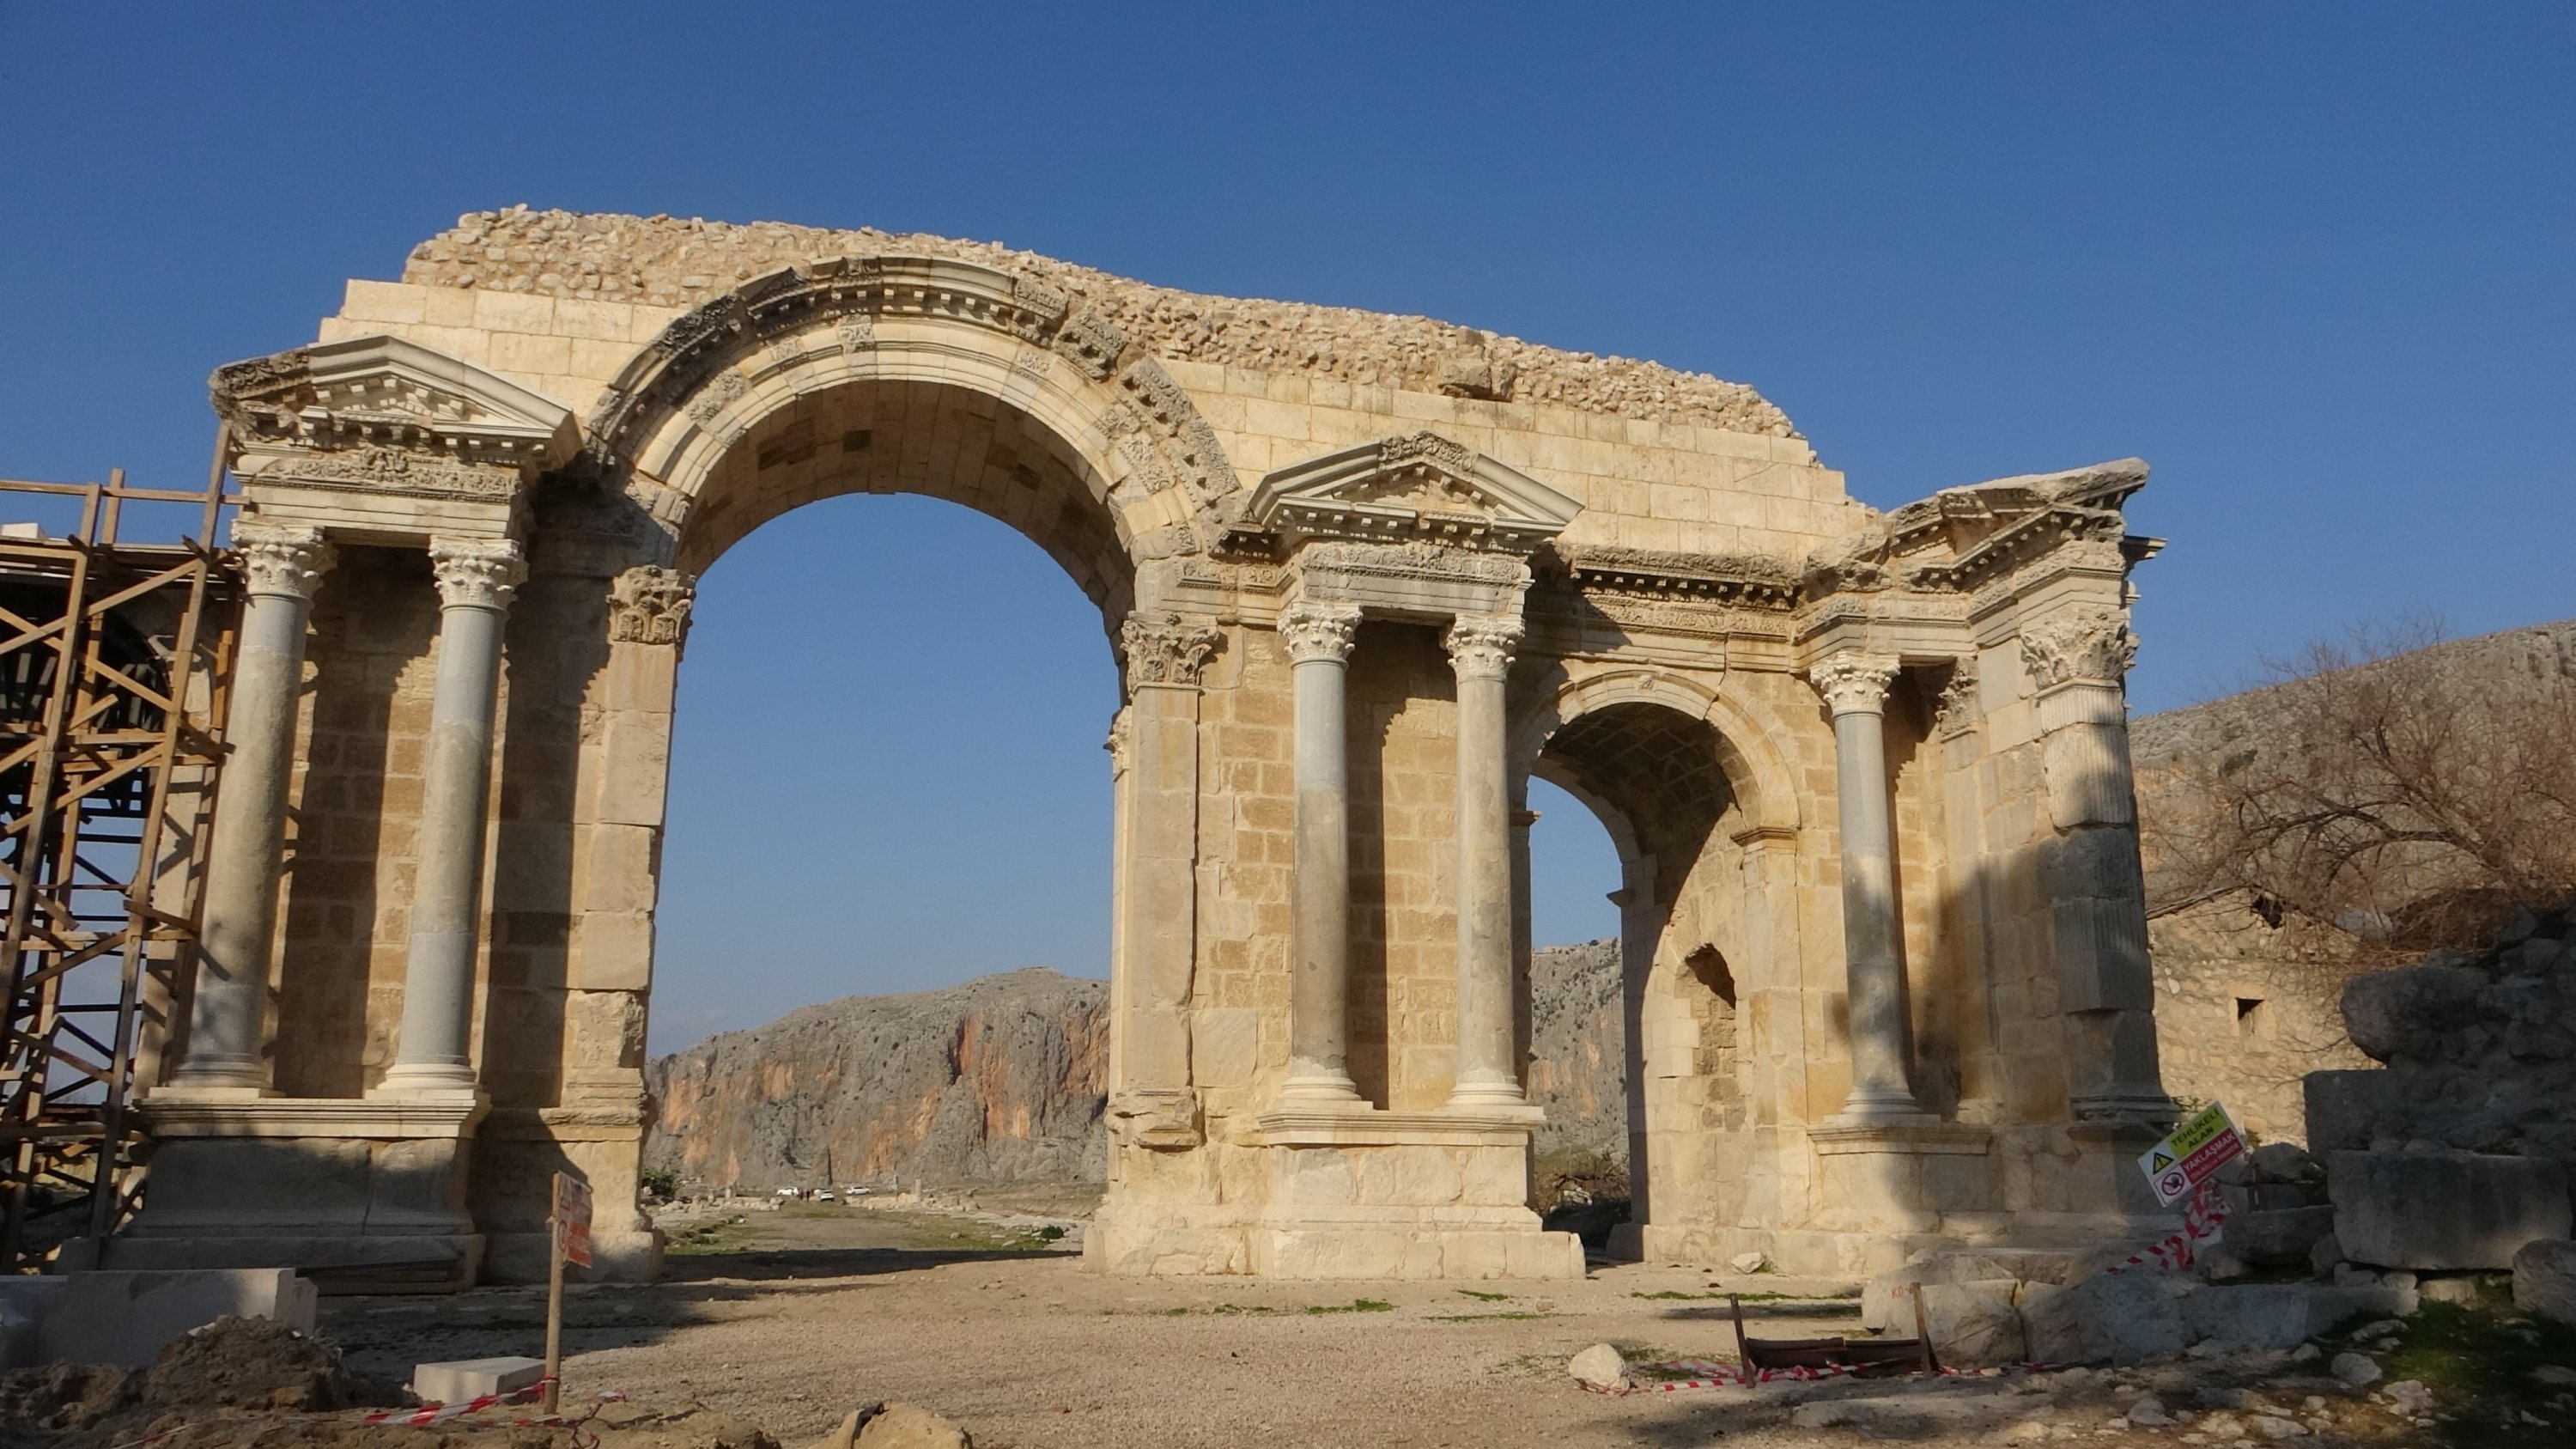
2155, 617, 2576, 952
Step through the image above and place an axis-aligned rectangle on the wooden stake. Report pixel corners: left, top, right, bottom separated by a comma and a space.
543, 1214, 565, 1413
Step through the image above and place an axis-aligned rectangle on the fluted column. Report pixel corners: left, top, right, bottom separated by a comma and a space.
1808, 653, 1928, 1123
169, 520, 335, 1092
1279, 601, 1362, 1103
1445, 614, 1524, 1108
378, 536, 525, 1096
2020, 608, 2175, 1125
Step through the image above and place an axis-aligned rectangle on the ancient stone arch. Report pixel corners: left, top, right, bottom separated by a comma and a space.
113, 209, 2180, 1288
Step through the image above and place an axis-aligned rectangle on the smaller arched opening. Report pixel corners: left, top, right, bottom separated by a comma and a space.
1523, 695, 1759, 1258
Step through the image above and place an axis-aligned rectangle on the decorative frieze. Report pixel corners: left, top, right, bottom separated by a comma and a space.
257, 447, 521, 501
428, 536, 528, 612
1120, 612, 1223, 686
1242, 434, 1580, 556
230, 519, 335, 600
1277, 602, 1360, 664
608, 566, 697, 647
1443, 615, 1523, 680
1807, 653, 1899, 715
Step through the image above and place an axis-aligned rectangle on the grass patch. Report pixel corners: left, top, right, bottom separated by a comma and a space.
2348, 1292, 2576, 1446
665, 1218, 755, 1256
1306, 1299, 1396, 1314
1455, 1289, 1512, 1302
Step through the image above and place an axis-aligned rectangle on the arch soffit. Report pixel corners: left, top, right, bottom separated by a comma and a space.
578, 254, 1242, 571
1514, 665, 1802, 837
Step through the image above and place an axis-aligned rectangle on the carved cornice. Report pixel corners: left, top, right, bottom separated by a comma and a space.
2020, 608, 2136, 689
1444, 615, 1523, 679
1120, 612, 1223, 686
1298, 539, 1530, 588
1551, 543, 1801, 611
210, 334, 576, 477
1240, 432, 1581, 556
228, 518, 335, 601
428, 536, 528, 612
1278, 602, 1361, 664
1801, 459, 2155, 606
1807, 653, 1899, 715
609, 565, 696, 646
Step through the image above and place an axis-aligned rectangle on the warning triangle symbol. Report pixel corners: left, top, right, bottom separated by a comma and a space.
2150, 1151, 2177, 1172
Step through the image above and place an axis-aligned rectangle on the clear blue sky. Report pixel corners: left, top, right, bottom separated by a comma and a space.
3, 5, 2567, 1050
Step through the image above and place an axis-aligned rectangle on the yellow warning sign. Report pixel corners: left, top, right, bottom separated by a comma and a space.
2136, 1101, 2245, 1207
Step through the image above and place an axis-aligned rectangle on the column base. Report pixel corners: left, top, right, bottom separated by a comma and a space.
370, 1063, 483, 1098
119, 1092, 489, 1293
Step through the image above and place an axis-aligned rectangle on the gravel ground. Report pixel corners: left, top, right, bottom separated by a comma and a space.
313, 1208, 2438, 1449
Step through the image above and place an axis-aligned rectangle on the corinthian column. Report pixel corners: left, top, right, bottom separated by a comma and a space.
1108, 612, 1222, 1147
2020, 607, 2174, 1124
378, 536, 525, 1096
1279, 601, 1362, 1104
169, 520, 334, 1092
1808, 653, 1927, 1123
1445, 614, 1525, 1108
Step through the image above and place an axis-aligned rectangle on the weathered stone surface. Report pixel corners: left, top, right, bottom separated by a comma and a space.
1918, 1280, 2026, 1367
1567, 1343, 1625, 1388
2233, 1206, 2338, 1266
2513, 1239, 2576, 1326
2181, 1285, 2316, 1350
2342, 966, 2491, 1063
2330, 1149, 2572, 1269
2017, 1272, 2188, 1365
35, 1270, 318, 1370
854, 1401, 972, 1449
1864, 1248, 2084, 1330
2331, 1352, 2382, 1387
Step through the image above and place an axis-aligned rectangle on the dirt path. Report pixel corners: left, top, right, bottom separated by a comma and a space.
314, 1209, 2445, 1449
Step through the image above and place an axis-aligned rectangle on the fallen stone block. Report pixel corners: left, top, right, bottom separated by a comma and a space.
2180, 1285, 2315, 1350
2342, 965, 2488, 1062
2234, 1206, 2338, 1266
2514, 1239, 2576, 1327
1918, 1279, 2025, 1368
2304, 1071, 2411, 1154
2017, 1269, 2188, 1365
2331, 1351, 2382, 1388
1862, 1247, 2082, 1329
2330, 1150, 2572, 1269
413, 1355, 545, 1405
33, 1269, 316, 1369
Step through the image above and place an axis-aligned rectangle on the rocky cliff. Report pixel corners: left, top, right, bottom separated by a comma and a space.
1526, 940, 1625, 1160
646, 967, 1109, 1190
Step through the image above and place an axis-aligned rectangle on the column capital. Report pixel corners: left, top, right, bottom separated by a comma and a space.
428, 535, 527, 612
2019, 606, 2136, 690
230, 518, 335, 601
1443, 614, 1523, 680
609, 564, 696, 647
1807, 652, 1899, 715
1278, 601, 1361, 665
1121, 611, 1224, 686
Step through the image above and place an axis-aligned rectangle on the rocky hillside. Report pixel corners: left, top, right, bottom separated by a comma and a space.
646, 967, 1108, 1190
1526, 940, 1625, 1160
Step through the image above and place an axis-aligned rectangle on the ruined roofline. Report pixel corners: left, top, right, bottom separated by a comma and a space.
399, 205, 1802, 441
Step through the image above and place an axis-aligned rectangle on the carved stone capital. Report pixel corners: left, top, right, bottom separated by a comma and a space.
1120, 612, 1223, 686
1933, 658, 1981, 739
1106, 1087, 1202, 1150
229, 519, 335, 601
1104, 707, 1132, 778
609, 565, 696, 647
1443, 614, 1523, 680
428, 536, 527, 612
1278, 602, 1361, 665
2020, 607, 2137, 690
1807, 653, 1899, 715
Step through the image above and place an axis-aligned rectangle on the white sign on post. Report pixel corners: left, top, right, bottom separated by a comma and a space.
2136, 1100, 2247, 1207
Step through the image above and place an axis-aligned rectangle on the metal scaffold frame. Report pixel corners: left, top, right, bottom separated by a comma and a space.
0, 443, 237, 1272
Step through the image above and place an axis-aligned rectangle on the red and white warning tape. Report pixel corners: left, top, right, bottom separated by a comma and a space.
105, 1384, 629, 1449
2105, 1181, 2231, 1275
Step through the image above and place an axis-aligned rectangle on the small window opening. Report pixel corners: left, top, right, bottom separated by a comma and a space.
1685, 945, 1736, 1009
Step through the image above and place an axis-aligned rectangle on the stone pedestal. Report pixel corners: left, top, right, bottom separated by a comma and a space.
112, 1094, 487, 1293
1243, 1107, 1583, 1280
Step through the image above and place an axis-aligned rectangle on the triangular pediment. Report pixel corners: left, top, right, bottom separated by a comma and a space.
212, 334, 579, 470
1245, 432, 1581, 552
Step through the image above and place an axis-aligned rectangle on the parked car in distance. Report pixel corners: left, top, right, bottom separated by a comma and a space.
775, 1186, 799, 1198
843, 1186, 872, 1196
815, 1189, 836, 1202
